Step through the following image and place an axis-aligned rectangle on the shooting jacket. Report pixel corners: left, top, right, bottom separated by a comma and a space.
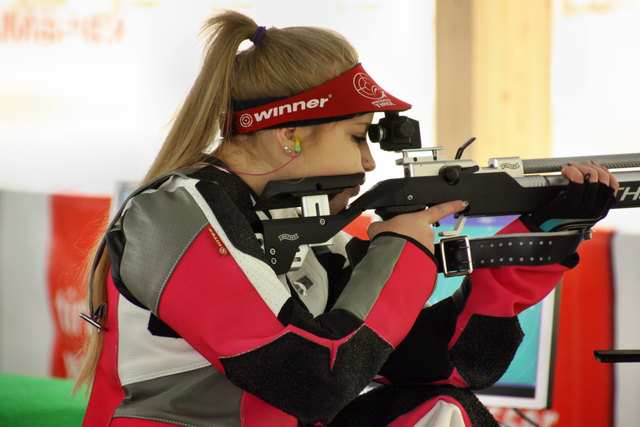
83, 164, 572, 427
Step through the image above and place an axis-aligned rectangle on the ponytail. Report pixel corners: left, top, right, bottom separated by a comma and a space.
143, 11, 260, 182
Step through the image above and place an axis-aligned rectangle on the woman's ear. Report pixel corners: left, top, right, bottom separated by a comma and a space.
275, 128, 300, 157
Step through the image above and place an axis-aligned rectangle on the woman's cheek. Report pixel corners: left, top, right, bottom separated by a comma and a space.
329, 190, 351, 214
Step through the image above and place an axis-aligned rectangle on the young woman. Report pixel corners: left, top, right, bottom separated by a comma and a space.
76, 11, 618, 426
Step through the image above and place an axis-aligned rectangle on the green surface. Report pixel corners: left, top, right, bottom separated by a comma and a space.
0, 374, 88, 427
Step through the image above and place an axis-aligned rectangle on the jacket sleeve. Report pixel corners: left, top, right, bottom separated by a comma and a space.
379, 217, 575, 389
110, 178, 439, 425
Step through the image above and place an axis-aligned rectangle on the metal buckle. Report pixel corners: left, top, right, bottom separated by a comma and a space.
439, 235, 473, 277
79, 302, 108, 332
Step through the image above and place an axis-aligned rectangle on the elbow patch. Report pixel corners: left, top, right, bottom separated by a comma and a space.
450, 314, 524, 390
379, 298, 456, 384
220, 325, 393, 424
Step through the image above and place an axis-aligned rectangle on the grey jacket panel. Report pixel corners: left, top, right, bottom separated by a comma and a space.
119, 185, 209, 313
115, 366, 243, 427
331, 235, 406, 321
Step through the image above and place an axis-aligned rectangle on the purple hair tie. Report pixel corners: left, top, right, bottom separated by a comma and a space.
251, 26, 267, 45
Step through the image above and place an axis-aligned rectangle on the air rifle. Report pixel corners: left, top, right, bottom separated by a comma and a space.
256, 112, 640, 275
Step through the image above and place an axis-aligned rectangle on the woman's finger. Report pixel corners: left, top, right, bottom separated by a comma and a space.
423, 200, 468, 225
586, 162, 611, 187
566, 162, 598, 183
592, 161, 620, 195
561, 164, 583, 183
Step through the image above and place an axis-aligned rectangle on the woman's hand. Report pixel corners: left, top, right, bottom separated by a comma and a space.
561, 162, 619, 195
367, 200, 468, 254
526, 162, 618, 232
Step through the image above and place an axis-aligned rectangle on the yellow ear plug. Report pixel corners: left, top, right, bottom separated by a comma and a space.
293, 134, 302, 153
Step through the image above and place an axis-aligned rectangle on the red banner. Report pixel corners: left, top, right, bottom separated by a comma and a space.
47, 194, 110, 378
551, 230, 614, 427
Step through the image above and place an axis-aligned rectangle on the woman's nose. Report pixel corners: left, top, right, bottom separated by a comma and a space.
360, 143, 376, 172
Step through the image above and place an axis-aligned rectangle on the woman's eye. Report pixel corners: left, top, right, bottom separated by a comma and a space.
351, 135, 366, 144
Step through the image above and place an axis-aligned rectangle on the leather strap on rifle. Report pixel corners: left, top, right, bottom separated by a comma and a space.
434, 230, 587, 277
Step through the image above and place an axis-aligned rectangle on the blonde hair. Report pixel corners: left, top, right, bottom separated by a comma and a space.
75, 10, 358, 392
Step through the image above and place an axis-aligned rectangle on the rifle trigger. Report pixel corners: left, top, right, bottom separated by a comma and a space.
439, 215, 467, 237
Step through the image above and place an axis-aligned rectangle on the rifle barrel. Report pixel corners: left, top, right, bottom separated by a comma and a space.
522, 153, 640, 174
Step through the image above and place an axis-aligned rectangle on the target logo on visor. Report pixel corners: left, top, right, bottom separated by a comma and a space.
239, 113, 253, 128
353, 72, 386, 100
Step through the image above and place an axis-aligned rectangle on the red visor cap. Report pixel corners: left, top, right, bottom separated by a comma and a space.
231, 64, 411, 135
